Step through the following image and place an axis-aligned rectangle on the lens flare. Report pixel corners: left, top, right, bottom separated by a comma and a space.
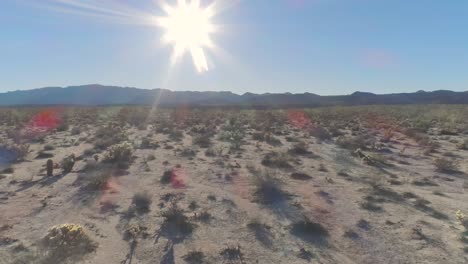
156, 0, 217, 72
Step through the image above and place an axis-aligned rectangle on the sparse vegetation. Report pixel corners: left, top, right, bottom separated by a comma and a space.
2, 105, 468, 263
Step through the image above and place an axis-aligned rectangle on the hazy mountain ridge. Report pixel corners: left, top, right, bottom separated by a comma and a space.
1, 84, 468, 107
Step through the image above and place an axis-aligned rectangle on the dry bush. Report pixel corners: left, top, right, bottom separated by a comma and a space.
261, 152, 292, 168
434, 158, 459, 173
309, 126, 331, 141
336, 135, 369, 150
252, 169, 288, 204
458, 139, 468, 150
290, 217, 329, 243
0, 142, 30, 162
289, 141, 310, 155
160, 202, 195, 238
192, 133, 212, 148
132, 192, 152, 214
183, 250, 205, 264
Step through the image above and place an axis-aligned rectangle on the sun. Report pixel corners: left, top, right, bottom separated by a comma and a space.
157, 0, 216, 73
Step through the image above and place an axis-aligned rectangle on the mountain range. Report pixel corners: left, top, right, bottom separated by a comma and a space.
1, 84, 468, 107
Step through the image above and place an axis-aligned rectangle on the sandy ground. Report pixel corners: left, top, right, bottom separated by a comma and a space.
1, 121, 468, 264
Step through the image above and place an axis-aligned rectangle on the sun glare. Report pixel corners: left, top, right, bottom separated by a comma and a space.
157, 0, 216, 73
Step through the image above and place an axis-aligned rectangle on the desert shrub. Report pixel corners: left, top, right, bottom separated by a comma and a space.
161, 170, 173, 184
183, 251, 205, 264
252, 131, 282, 146
458, 139, 468, 150
290, 172, 312, 180
289, 141, 309, 155
179, 147, 196, 158
381, 128, 394, 142
139, 137, 159, 149
43, 144, 55, 151
434, 158, 459, 173
94, 124, 127, 150
290, 217, 328, 243
247, 218, 273, 247
81, 164, 114, 190
309, 126, 331, 141
36, 151, 54, 159
61, 154, 75, 174
46, 159, 54, 177
104, 142, 134, 168
0, 142, 30, 162
252, 169, 287, 204
40, 224, 97, 263
336, 135, 371, 150
132, 192, 152, 214
192, 133, 211, 148
160, 202, 195, 237
147, 154, 156, 161
205, 146, 224, 157
219, 120, 245, 150
220, 245, 244, 263
261, 152, 292, 168
169, 129, 184, 141
70, 126, 81, 135
194, 211, 212, 223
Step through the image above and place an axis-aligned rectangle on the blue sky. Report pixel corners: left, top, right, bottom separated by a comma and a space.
1, 0, 467, 95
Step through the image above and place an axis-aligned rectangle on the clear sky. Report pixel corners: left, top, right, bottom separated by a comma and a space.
1, 0, 467, 95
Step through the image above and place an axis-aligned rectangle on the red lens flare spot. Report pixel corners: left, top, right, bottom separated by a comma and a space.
171, 167, 187, 189
287, 110, 312, 129
29, 110, 62, 130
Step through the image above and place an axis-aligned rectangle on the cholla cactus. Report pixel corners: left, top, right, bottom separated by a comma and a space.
46, 159, 54, 177
456, 210, 468, 230
61, 154, 75, 174
105, 142, 134, 168
41, 223, 97, 259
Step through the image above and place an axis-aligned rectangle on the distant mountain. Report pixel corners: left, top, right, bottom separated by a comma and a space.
0, 84, 468, 107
